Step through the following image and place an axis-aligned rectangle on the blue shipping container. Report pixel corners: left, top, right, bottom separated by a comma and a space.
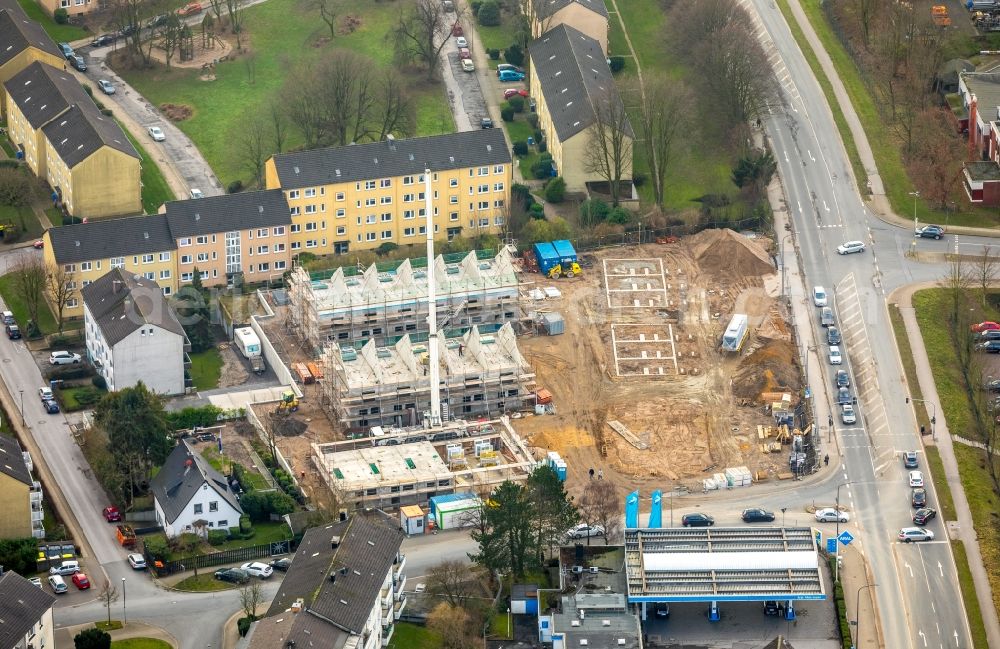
533, 242, 560, 276
428, 492, 476, 516
551, 240, 577, 264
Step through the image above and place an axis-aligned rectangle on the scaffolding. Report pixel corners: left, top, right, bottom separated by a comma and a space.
288, 249, 521, 353
322, 322, 535, 433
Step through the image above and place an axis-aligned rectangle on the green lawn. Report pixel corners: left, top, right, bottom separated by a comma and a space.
172, 573, 234, 592
0, 272, 58, 334
119, 0, 453, 187
613, 0, 664, 71
0, 203, 43, 241
952, 540, 990, 649
211, 520, 291, 551
0, 136, 16, 158
15, 0, 88, 41
505, 117, 535, 146
489, 610, 513, 639
387, 622, 441, 649
476, 19, 513, 54
111, 639, 171, 649
59, 385, 103, 411
188, 347, 222, 391
120, 125, 176, 214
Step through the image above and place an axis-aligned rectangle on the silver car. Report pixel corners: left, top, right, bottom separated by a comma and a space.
97, 79, 116, 95
898, 527, 934, 542
837, 240, 866, 255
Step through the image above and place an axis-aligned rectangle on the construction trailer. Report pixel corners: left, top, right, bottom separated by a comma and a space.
321, 322, 536, 432
311, 417, 535, 509
287, 249, 521, 353
721, 314, 749, 352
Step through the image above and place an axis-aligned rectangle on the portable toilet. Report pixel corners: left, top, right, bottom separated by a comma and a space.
399, 505, 425, 535
554, 459, 567, 481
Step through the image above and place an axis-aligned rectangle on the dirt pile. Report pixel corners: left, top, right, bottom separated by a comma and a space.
690, 229, 775, 278
731, 338, 800, 402
160, 103, 193, 121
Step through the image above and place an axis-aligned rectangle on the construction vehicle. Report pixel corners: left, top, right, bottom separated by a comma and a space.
533, 240, 582, 278
276, 390, 299, 415
115, 524, 136, 548
931, 5, 952, 25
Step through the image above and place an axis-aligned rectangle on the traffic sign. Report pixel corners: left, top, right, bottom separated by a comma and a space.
838, 530, 855, 546
827, 537, 837, 554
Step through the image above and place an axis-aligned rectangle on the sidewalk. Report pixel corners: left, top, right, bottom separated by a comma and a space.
891, 282, 1000, 649
56, 621, 178, 649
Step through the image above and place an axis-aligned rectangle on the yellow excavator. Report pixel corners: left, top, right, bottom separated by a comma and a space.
547, 261, 582, 279
276, 390, 299, 415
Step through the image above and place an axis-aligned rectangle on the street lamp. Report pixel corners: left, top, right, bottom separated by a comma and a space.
905, 397, 937, 441
834, 481, 854, 584
852, 582, 877, 649
121, 577, 126, 625
781, 507, 787, 527
18, 389, 23, 427
909, 191, 920, 232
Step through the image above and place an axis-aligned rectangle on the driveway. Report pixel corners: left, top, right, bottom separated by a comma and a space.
443, 51, 485, 131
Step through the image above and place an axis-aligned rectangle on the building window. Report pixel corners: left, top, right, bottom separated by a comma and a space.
64, 264, 76, 272
337, 208, 346, 217
160, 252, 171, 262
403, 175, 413, 185
365, 198, 376, 207
381, 213, 392, 222
275, 260, 286, 270
274, 243, 285, 252
494, 183, 504, 192
335, 192, 345, 201
494, 165, 505, 174
450, 212, 459, 221
181, 255, 192, 264
144, 272, 155, 280
193, 504, 203, 514
81, 262, 92, 271
336, 226, 346, 235
218, 519, 228, 528
304, 188, 316, 198
142, 254, 154, 264
257, 228, 269, 237
381, 230, 392, 239
67, 298, 78, 308
160, 270, 171, 279
480, 218, 489, 227
162, 286, 172, 296
305, 222, 317, 231
494, 216, 505, 226
364, 180, 376, 190
305, 205, 317, 214
290, 224, 301, 233
306, 240, 318, 248
288, 190, 300, 199
111, 257, 124, 269
449, 178, 458, 188
290, 206, 300, 216
450, 195, 458, 204
197, 253, 208, 262
366, 232, 376, 241
478, 184, 489, 194
291, 241, 301, 250
478, 201, 489, 210
404, 227, 415, 236
196, 236, 208, 245
258, 263, 269, 272
257, 246, 269, 254
478, 166, 488, 176
273, 226, 285, 235
494, 199, 505, 208
181, 272, 193, 281
403, 210, 414, 219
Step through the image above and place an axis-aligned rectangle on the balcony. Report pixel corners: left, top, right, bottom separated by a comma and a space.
183, 351, 192, 367
31, 505, 43, 522
30, 482, 43, 505
393, 593, 407, 621
394, 574, 406, 597
381, 622, 394, 647
31, 520, 44, 539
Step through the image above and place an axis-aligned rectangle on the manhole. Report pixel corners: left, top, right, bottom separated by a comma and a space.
2, 358, 10, 363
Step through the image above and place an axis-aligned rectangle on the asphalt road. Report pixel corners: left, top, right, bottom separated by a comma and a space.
746, 0, 974, 647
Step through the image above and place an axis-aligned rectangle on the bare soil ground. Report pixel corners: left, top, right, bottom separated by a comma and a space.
512, 232, 802, 497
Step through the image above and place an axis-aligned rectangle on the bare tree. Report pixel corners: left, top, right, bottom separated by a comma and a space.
977, 246, 999, 309
45, 265, 74, 334
390, 0, 461, 79
584, 90, 634, 207
578, 480, 621, 544
696, 23, 776, 129
207, 0, 224, 22
426, 602, 473, 649
244, 51, 257, 84
268, 99, 289, 154
635, 75, 692, 210
13, 256, 46, 332
525, 0, 556, 38
314, 0, 341, 39
98, 580, 119, 626
372, 68, 414, 141
239, 581, 264, 621
110, 0, 156, 66
426, 559, 482, 607
225, 0, 247, 49
668, 0, 751, 56
284, 61, 326, 148
160, 14, 185, 67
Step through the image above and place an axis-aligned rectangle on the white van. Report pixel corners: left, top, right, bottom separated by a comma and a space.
1, 311, 13, 325
47, 575, 67, 594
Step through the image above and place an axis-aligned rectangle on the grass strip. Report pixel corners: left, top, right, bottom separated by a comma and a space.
952, 540, 990, 649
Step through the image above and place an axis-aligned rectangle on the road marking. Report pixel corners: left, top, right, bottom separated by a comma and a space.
906, 562, 913, 577
823, 200, 830, 212
918, 630, 927, 647
808, 149, 816, 162
784, 150, 789, 162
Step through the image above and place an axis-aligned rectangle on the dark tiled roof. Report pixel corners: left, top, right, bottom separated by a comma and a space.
3, 61, 93, 129
535, 0, 608, 20
149, 441, 242, 524
41, 103, 138, 168
246, 610, 348, 649
48, 214, 174, 264
81, 268, 185, 347
0, 571, 56, 649
0, 3, 62, 68
267, 515, 403, 634
0, 435, 31, 487
270, 130, 511, 189
164, 189, 290, 238
529, 24, 633, 141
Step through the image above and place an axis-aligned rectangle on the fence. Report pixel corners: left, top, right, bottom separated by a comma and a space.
150, 538, 294, 576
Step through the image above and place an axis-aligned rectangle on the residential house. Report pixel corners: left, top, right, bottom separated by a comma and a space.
0, 0, 63, 93
528, 24, 634, 197
245, 514, 406, 649
0, 436, 43, 540
149, 440, 243, 538
163, 189, 293, 287
4, 61, 92, 178
42, 103, 142, 219
263, 129, 511, 256
958, 72, 1000, 205
524, 0, 609, 54
81, 268, 189, 395
0, 571, 57, 649
43, 214, 176, 319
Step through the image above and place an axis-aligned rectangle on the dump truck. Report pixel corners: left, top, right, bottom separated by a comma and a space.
532, 240, 581, 279
116, 524, 136, 548
234, 327, 265, 375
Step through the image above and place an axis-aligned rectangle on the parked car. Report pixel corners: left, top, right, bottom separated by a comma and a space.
72, 573, 91, 590
566, 523, 605, 539
504, 89, 529, 99
97, 79, 116, 95
911, 488, 927, 508
70, 55, 87, 72
981, 330, 1000, 341
147, 126, 166, 142
451, 22, 463, 36
813, 286, 828, 307
829, 345, 842, 365
57, 42, 74, 60
49, 351, 81, 365
48, 575, 67, 594
821, 306, 835, 327
103, 506, 122, 522
912, 508, 937, 525
32, 240, 43, 249
908, 470, 924, 487
91, 34, 116, 47
38, 387, 53, 401
177, 1, 203, 16
455, 36, 467, 47
972, 321, 1000, 332
835, 369, 850, 388
119, 23, 138, 37
49, 560, 80, 576
915, 225, 945, 240
814, 508, 849, 523
2, 311, 14, 325
898, 527, 935, 542
981, 341, 1000, 353
681, 513, 715, 527
827, 326, 841, 345
240, 562, 274, 579
480, 117, 494, 129
837, 240, 866, 255
5, 324, 20, 340
42, 399, 59, 414
836, 386, 852, 405
269, 557, 292, 572
841, 403, 857, 425
461, 59, 475, 72
128, 553, 147, 569
763, 600, 781, 616
903, 451, 919, 469
189, 188, 204, 199
147, 13, 169, 28
29, 577, 42, 588
741, 508, 775, 523
496, 64, 523, 75
214, 568, 250, 584
499, 69, 525, 82
458, 47, 471, 59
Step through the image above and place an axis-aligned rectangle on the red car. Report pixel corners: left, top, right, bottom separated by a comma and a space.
102, 506, 122, 522
459, 48, 471, 60
972, 321, 1000, 333
451, 22, 463, 36
503, 89, 528, 100
72, 573, 90, 590
32, 240, 43, 249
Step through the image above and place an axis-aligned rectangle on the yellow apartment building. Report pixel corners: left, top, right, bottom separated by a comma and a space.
4, 61, 92, 178
0, 434, 43, 540
528, 24, 633, 195
524, 0, 608, 54
0, 0, 64, 94
163, 189, 293, 287
263, 129, 512, 256
44, 214, 177, 319
42, 103, 142, 219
